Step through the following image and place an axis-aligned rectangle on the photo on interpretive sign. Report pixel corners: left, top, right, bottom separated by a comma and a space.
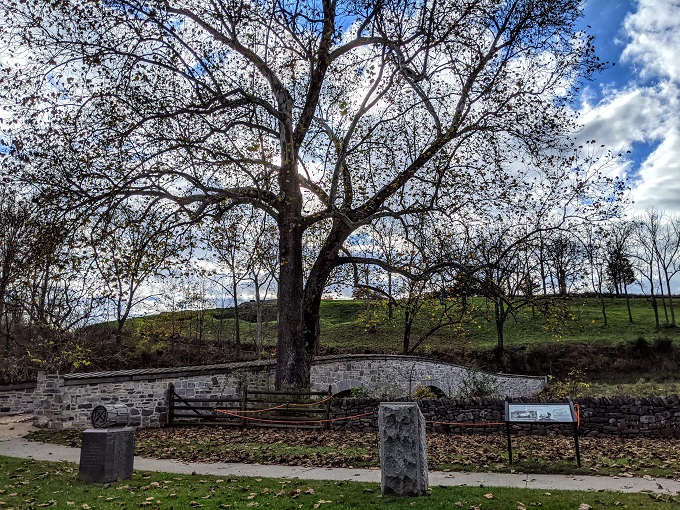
507, 403, 574, 423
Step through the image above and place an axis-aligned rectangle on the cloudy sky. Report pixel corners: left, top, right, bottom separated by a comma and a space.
578, 0, 680, 215
1, 0, 676, 217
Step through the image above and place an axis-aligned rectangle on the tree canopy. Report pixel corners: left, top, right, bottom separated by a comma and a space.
0, 0, 621, 388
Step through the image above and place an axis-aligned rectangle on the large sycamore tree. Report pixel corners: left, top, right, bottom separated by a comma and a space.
0, 0, 606, 388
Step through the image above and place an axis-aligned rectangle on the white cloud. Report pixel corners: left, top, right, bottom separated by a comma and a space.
578, 82, 680, 214
575, 1, 680, 215
621, 0, 680, 82
578, 85, 669, 147
618, 1, 680, 213
628, 127, 680, 212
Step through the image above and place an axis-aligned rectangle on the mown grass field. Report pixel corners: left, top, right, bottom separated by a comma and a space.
2, 455, 679, 510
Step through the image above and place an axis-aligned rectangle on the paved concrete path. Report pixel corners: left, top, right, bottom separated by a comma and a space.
1, 416, 679, 496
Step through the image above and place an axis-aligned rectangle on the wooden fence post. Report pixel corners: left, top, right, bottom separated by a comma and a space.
241, 385, 248, 428
325, 385, 333, 430
167, 383, 175, 426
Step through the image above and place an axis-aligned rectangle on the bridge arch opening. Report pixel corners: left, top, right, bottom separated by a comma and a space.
424, 385, 446, 398
331, 379, 365, 398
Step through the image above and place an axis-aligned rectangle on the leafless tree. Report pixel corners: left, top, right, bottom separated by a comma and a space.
1, 0, 614, 388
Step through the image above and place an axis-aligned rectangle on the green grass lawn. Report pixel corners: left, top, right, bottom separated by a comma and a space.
1, 455, 678, 510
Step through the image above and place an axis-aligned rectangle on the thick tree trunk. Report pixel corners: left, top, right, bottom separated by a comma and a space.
277, 221, 353, 389
274, 165, 307, 390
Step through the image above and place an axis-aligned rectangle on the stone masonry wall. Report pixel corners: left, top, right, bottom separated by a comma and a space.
0, 382, 37, 415
0, 355, 543, 429
330, 395, 680, 438
2, 359, 679, 437
18, 362, 277, 429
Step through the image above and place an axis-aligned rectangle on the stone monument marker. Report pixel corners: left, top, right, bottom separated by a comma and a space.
378, 402, 428, 496
79, 404, 135, 483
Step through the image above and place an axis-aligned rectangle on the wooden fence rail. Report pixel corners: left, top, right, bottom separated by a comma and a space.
167, 383, 333, 429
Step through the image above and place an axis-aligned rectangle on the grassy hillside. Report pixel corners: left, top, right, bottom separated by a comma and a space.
317, 296, 672, 351
93, 296, 680, 386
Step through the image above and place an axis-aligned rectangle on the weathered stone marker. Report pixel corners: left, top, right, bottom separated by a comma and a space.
79, 404, 135, 483
378, 402, 428, 496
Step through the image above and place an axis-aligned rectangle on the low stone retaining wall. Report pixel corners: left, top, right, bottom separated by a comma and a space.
577, 395, 680, 438
2, 363, 679, 436
330, 395, 680, 438
0, 381, 37, 414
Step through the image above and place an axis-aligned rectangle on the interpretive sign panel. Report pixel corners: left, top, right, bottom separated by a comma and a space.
506, 403, 575, 423
504, 398, 581, 467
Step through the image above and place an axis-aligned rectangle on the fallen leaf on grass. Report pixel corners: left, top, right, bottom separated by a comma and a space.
483, 493, 493, 499
579, 504, 592, 510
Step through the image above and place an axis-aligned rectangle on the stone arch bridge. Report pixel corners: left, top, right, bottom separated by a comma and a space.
0, 354, 545, 429
309, 354, 545, 398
